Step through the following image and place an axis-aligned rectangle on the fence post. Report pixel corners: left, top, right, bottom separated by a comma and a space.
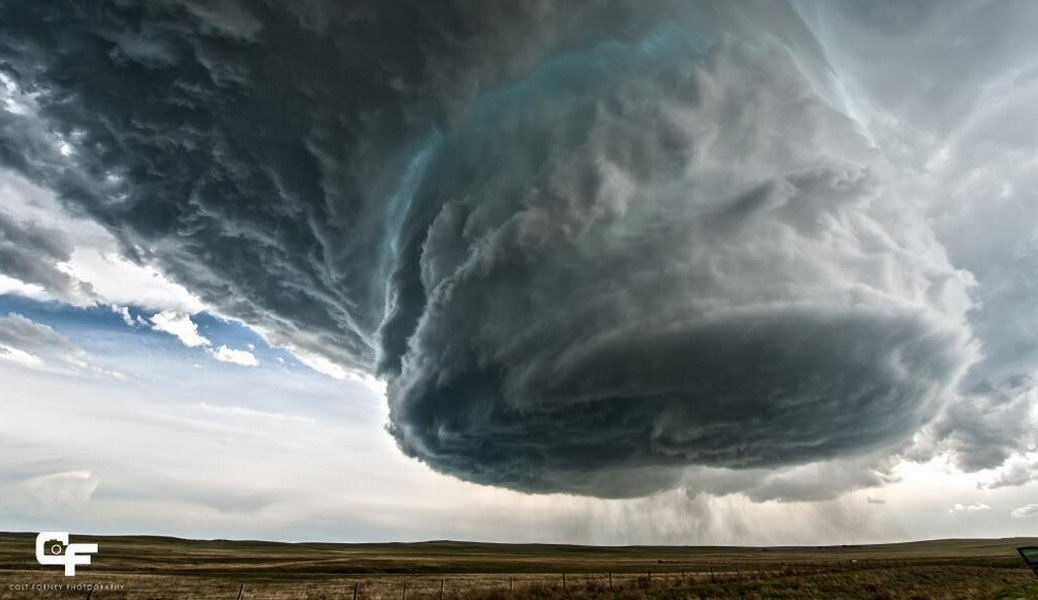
236, 583, 244, 600
709, 566, 715, 583
353, 582, 359, 600
509, 577, 513, 594
608, 572, 612, 588
562, 573, 566, 591
401, 582, 407, 600
439, 579, 444, 600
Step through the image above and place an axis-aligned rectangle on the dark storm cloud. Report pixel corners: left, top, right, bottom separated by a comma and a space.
0, 210, 93, 302
800, 0, 1038, 485
0, 0, 740, 370
0, 0, 978, 496
384, 30, 975, 495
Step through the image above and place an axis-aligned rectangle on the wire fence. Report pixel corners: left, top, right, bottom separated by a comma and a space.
3, 558, 1027, 600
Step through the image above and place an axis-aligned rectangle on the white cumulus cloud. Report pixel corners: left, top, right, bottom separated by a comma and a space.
211, 345, 258, 367
149, 310, 210, 348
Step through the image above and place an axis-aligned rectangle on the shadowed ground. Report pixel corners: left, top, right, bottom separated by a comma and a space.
0, 533, 1036, 599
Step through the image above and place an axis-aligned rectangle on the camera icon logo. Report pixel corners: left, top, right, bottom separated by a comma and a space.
35, 532, 98, 576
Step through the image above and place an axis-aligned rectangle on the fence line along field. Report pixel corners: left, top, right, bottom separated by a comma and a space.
1, 534, 1037, 599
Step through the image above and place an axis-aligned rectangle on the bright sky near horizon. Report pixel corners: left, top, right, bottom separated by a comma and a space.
1, 283, 1035, 544
1, 0, 1037, 544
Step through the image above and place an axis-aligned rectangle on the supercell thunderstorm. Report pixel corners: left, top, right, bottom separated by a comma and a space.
0, 1, 1035, 497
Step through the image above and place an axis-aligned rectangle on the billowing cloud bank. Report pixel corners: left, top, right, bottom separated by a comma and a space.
383, 31, 975, 495
0, 0, 1031, 497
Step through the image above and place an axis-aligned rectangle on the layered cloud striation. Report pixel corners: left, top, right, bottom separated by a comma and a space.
0, 1, 989, 496
383, 29, 975, 495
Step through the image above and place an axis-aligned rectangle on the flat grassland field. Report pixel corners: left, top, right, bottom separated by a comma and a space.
0, 534, 1036, 599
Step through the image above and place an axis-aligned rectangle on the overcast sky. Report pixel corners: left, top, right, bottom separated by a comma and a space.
0, 0, 1036, 544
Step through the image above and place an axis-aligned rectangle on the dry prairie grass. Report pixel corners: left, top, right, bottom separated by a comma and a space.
1, 565, 1036, 599
1, 534, 1036, 599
